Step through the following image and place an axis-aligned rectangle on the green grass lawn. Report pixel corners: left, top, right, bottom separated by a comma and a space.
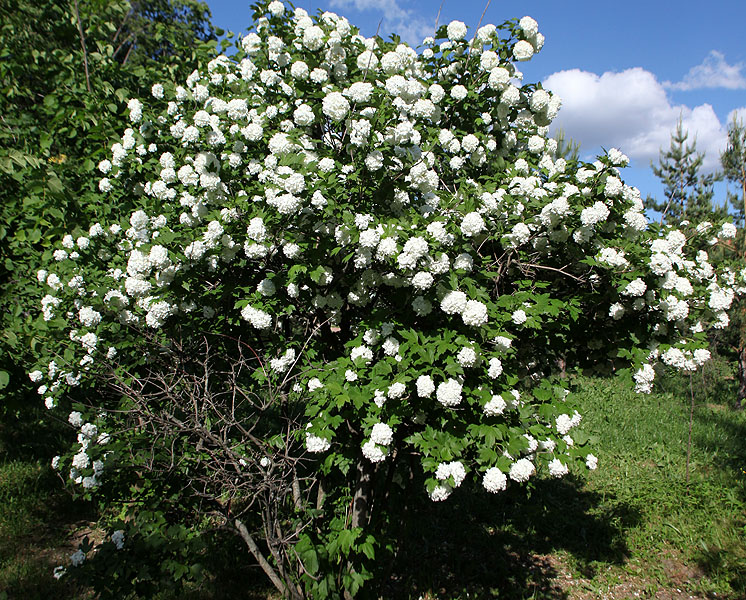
1, 367, 745, 599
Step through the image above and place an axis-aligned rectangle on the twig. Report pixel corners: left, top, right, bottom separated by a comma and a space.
434, 0, 445, 35
475, 0, 492, 32
73, 0, 92, 93
465, 0, 492, 76
518, 261, 585, 282
112, 7, 133, 45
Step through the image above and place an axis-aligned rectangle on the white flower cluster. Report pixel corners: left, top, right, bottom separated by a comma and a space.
362, 422, 394, 463
429, 460, 466, 501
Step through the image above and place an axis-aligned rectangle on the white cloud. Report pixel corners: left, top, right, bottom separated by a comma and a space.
664, 51, 746, 91
543, 67, 730, 172
328, 0, 434, 46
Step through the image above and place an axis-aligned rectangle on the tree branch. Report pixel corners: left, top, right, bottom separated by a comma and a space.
72, 0, 92, 93
234, 519, 290, 597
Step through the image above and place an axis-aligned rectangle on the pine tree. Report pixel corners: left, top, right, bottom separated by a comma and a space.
719, 116, 746, 406
721, 116, 746, 228
551, 127, 580, 162
649, 118, 724, 225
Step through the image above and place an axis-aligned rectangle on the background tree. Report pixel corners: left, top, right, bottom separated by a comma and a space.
719, 116, 746, 405
648, 118, 725, 226
721, 116, 746, 227
551, 127, 581, 162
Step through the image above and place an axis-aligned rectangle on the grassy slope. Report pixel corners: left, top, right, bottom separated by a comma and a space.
1, 368, 745, 599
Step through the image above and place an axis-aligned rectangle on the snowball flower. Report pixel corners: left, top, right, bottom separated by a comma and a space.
519, 16, 539, 37
370, 422, 394, 446
441, 290, 468, 315
634, 363, 656, 393
322, 92, 350, 121
267, 0, 284, 16
482, 467, 507, 493
457, 347, 477, 367
241, 305, 272, 329
580, 201, 610, 226
548, 458, 569, 478
308, 378, 323, 392
609, 302, 625, 320
555, 413, 577, 435
78, 306, 101, 328
436, 379, 463, 407
362, 440, 387, 462
487, 357, 503, 378
446, 20, 467, 41
622, 279, 647, 297
693, 348, 711, 366
351, 345, 373, 363
586, 454, 598, 470
450, 85, 468, 101
509, 458, 535, 482
435, 461, 466, 487
483, 394, 506, 416
270, 348, 296, 373
388, 382, 406, 399
429, 484, 452, 502
513, 40, 534, 61
306, 431, 331, 453
720, 222, 737, 239
461, 300, 488, 326
604, 176, 623, 197
411, 271, 434, 290
511, 309, 527, 325
416, 375, 435, 397
70, 549, 86, 567
460, 212, 485, 237
111, 530, 125, 550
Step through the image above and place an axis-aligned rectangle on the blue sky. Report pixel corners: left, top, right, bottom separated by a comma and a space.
206, 0, 746, 207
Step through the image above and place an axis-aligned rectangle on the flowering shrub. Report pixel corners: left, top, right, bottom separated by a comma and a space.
31, 1, 742, 596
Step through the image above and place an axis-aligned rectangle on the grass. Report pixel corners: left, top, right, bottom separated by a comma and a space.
1, 364, 745, 599
557, 371, 746, 598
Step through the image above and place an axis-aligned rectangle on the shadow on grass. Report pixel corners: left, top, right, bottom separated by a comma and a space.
690, 408, 746, 596
382, 474, 640, 599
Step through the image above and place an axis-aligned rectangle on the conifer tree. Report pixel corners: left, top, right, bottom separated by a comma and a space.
721, 116, 746, 228
551, 127, 581, 162
720, 116, 746, 406
650, 118, 724, 225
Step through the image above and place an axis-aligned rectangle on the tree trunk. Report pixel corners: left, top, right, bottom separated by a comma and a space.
343, 461, 374, 600
350, 460, 373, 529
737, 347, 746, 409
